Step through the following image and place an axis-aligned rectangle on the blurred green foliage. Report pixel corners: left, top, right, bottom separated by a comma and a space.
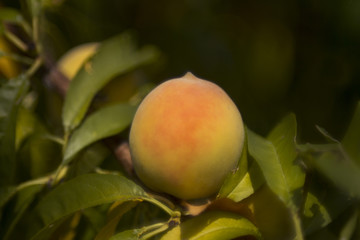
3, 0, 359, 139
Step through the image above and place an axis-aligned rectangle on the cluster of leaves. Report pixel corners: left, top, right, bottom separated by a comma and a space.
1, 2, 360, 240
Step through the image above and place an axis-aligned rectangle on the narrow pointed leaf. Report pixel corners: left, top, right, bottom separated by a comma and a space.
35, 174, 148, 227
0, 75, 29, 186
62, 33, 158, 132
63, 103, 136, 163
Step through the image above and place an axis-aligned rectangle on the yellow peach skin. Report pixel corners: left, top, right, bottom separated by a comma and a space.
129, 72, 245, 200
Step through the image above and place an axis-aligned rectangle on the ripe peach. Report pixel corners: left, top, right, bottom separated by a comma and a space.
129, 73, 245, 200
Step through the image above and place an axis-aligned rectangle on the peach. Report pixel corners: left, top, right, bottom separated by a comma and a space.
129, 73, 245, 200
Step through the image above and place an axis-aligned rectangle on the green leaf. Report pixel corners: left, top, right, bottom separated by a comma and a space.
303, 192, 331, 233
161, 211, 261, 240
0, 8, 23, 23
2, 184, 43, 240
30, 217, 69, 240
218, 130, 264, 202
0, 186, 16, 209
247, 114, 305, 240
16, 106, 47, 150
247, 114, 305, 205
63, 103, 136, 164
95, 201, 138, 240
0, 75, 29, 186
298, 144, 357, 234
82, 207, 109, 233
226, 162, 263, 202
217, 134, 249, 199
62, 33, 159, 132
33, 173, 178, 238
35, 174, 148, 227
109, 229, 142, 240
247, 128, 290, 200
267, 113, 305, 203
244, 185, 296, 240
218, 161, 263, 202
301, 179, 351, 235
314, 150, 360, 198
299, 141, 360, 198
65, 143, 110, 178
1, 176, 48, 211
342, 101, 360, 164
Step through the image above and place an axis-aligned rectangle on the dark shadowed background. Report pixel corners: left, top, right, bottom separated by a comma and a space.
4, 0, 360, 140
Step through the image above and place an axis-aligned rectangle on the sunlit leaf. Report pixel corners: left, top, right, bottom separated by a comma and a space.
267, 113, 305, 203
63, 103, 136, 164
161, 211, 261, 240
247, 114, 305, 239
217, 135, 249, 199
219, 161, 263, 202
302, 185, 354, 236
247, 128, 290, 200
247, 114, 305, 205
242, 185, 296, 240
62, 33, 159, 132
0, 75, 29, 186
302, 192, 331, 234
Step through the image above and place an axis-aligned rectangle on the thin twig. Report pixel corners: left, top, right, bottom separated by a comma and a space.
3, 30, 28, 52
25, 57, 42, 77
